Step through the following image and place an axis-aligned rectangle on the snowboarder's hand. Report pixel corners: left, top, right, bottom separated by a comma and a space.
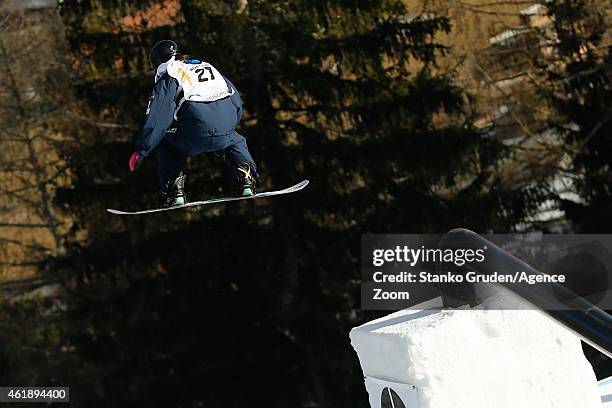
129, 151, 143, 172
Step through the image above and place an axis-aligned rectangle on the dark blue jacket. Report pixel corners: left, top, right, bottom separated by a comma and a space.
134, 70, 240, 157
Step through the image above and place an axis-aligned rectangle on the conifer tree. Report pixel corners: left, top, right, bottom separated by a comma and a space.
536, 0, 612, 379
28, 1, 547, 405
540, 0, 611, 232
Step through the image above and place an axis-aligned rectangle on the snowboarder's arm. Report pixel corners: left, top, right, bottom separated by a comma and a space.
224, 76, 241, 100
133, 74, 178, 157
224, 76, 243, 120
224, 76, 237, 92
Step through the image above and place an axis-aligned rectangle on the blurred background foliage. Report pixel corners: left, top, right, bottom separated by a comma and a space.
0, 0, 610, 406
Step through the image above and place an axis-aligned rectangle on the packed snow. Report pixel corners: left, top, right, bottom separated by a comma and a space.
350, 294, 602, 408
600, 377, 612, 407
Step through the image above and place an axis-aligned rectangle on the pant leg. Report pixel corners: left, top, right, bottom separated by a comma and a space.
224, 130, 257, 177
158, 98, 256, 187
229, 84, 243, 123
157, 129, 187, 187
158, 120, 238, 187
173, 99, 255, 172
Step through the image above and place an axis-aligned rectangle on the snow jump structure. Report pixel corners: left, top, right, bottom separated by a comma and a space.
351, 229, 612, 408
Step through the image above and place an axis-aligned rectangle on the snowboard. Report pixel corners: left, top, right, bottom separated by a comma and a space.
107, 179, 309, 215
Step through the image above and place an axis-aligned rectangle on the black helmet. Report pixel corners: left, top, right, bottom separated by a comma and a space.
150, 40, 178, 68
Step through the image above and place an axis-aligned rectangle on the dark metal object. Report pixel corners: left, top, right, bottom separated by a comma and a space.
438, 228, 612, 358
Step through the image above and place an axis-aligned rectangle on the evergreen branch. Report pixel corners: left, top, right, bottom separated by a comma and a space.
0, 222, 60, 229
0, 273, 67, 299
0, 184, 38, 195
0, 187, 39, 207
576, 109, 612, 149
456, 0, 536, 7
473, 62, 537, 138
0, 236, 50, 252
449, 1, 533, 16
0, 261, 41, 268
67, 111, 134, 129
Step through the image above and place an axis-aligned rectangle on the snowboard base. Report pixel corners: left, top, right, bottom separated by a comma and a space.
107, 180, 309, 215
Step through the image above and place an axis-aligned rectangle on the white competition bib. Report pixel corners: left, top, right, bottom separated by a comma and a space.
166, 59, 233, 103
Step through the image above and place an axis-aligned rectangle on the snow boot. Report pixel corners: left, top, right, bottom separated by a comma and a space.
232, 161, 256, 197
160, 170, 187, 207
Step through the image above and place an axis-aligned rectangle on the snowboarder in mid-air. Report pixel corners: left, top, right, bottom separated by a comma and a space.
128, 40, 258, 207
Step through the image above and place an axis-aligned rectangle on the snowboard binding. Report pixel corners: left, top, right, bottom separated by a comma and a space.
160, 170, 187, 208
232, 161, 257, 197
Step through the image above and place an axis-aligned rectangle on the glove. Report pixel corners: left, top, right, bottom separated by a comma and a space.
129, 151, 144, 172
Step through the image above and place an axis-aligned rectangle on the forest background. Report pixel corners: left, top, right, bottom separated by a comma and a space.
0, 0, 610, 407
